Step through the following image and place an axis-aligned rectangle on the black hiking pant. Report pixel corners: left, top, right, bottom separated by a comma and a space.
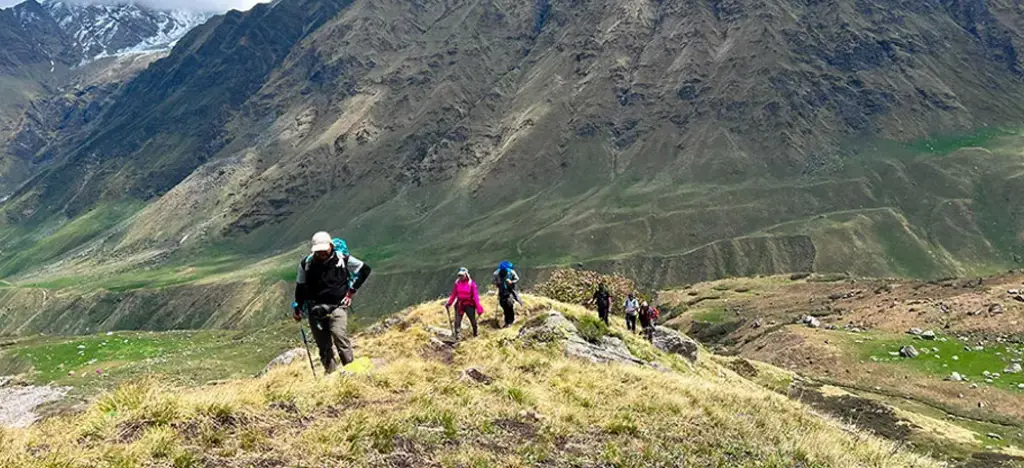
500, 296, 515, 327
455, 305, 478, 338
597, 305, 610, 325
640, 318, 654, 342
308, 304, 353, 373
625, 314, 637, 333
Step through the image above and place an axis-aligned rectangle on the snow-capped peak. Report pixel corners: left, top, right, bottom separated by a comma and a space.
14, 1, 213, 63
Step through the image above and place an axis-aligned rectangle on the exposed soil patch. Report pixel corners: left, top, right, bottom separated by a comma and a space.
790, 383, 913, 441
116, 419, 155, 444
493, 417, 538, 439
959, 452, 1024, 468
727, 358, 759, 378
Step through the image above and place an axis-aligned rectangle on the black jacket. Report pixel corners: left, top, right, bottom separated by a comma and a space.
295, 252, 371, 306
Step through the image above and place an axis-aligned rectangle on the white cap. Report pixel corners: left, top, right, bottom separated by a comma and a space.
311, 231, 333, 253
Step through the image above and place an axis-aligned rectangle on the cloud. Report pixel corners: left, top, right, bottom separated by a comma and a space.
1, 0, 267, 12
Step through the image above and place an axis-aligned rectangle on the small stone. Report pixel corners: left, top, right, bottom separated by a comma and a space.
932, 347, 939, 352
952, 355, 959, 361
921, 330, 936, 340
1017, 384, 1024, 389
803, 316, 821, 328
899, 346, 919, 358
958, 393, 964, 398
987, 433, 1003, 440
908, 328, 923, 336
463, 368, 494, 384
1009, 289, 1020, 295
970, 383, 979, 389
106, 331, 113, 336
978, 401, 985, 408
947, 372, 963, 382
77, 345, 86, 350
974, 346, 984, 351
989, 304, 1004, 314
986, 379, 994, 384
1004, 363, 1022, 374
983, 371, 992, 377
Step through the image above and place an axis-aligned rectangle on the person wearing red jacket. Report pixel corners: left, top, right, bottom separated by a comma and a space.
445, 267, 485, 339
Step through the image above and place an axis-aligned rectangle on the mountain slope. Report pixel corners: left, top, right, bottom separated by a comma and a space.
1, 0, 1024, 320
0, 295, 936, 467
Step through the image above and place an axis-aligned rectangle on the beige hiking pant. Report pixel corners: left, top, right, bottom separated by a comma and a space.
308, 304, 353, 373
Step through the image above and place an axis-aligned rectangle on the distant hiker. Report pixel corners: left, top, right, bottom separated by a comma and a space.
590, 283, 612, 325
493, 261, 520, 327
293, 231, 372, 374
624, 292, 640, 333
446, 267, 484, 338
638, 301, 656, 342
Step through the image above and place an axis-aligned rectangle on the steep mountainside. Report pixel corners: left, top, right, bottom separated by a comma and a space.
1, 0, 1024, 323
0, 0, 213, 196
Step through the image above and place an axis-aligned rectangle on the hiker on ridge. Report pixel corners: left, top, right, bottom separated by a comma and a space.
624, 292, 640, 333
292, 231, 372, 374
590, 283, 612, 325
493, 261, 520, 327
446, 267, 484, 338
638, 301, 657, 342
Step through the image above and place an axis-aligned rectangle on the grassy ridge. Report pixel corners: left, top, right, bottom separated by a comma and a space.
0, 295, 935, 467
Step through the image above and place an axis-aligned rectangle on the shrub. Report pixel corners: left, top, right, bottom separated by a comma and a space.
534, 269, 641, 316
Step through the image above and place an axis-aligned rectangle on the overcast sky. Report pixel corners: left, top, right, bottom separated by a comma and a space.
0, 0, 265, 11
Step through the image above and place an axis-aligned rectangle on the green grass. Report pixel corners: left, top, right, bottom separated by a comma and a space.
857, 333, 1024, 392
0, 324, 298, 395
903, 127, 1013, 155
0, 201, 145, 278
691, 308, 730, 324
568, 314, 614, 344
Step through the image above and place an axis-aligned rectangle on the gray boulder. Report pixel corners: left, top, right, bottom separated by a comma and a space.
921, 330, 936, 340
1004, 363, 1022, 374
519, 311, 644, 366
651, 326, 699, 362
259, 348, 308, 376
899, 346, 919, 358
803, 316, 821, 328
947, 372, 963, 382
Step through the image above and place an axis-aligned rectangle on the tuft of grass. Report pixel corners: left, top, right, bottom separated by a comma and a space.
570, 314, 612, 344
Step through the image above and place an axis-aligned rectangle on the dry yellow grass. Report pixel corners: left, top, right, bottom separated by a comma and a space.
0, 294, 938, 467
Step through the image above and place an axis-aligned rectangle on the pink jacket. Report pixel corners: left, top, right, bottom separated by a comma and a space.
446, 279, 484, 315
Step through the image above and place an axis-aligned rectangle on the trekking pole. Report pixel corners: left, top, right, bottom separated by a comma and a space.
294, 303, 317, 378
444, 304, 455, 338
299, 324, 318, 378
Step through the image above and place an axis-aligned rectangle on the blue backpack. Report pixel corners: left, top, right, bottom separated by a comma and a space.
333, 238, 349, 256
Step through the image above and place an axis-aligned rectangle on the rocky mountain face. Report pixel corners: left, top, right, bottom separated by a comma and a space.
2, 0, 1024, 304
4, 0, 212, 67
0, 0, 212, 199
